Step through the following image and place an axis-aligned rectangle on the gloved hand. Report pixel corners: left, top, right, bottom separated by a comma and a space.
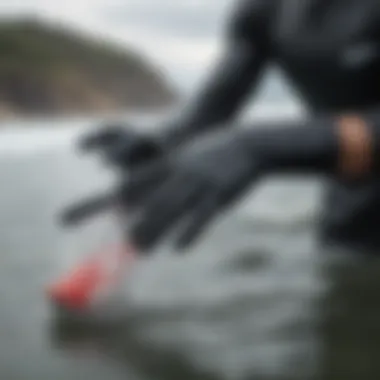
128, 121, 338, 251
129, 130, 262, 251
78, 122, 173, 212
78, 116, 215, 212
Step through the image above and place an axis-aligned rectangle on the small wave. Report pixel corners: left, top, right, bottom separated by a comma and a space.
0, 104, 304, 154
0, 120, 88, 155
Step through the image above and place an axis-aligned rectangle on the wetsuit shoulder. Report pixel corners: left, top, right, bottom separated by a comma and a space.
227, 0, 277, 46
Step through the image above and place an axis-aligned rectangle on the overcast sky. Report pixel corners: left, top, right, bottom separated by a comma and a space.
0, 0, 236, 92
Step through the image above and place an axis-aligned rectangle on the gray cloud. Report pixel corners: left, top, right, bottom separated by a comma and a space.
0, 0, 248, 91
101, 0, 233, 39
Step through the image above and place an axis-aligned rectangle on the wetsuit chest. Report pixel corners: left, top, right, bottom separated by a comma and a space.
270, 0, 380, 111
238, 0, 380, 251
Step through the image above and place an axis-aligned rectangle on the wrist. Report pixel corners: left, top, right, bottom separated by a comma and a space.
335, 115, 373, 179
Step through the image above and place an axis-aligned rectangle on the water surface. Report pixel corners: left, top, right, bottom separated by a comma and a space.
0, 120, 379, 380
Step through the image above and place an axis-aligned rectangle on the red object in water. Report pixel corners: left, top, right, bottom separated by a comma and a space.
47, 243, 136, 311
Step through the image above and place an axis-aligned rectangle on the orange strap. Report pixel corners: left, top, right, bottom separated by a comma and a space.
336, 115, 373, 178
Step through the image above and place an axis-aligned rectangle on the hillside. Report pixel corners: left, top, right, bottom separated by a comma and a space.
0, 19, 178, 119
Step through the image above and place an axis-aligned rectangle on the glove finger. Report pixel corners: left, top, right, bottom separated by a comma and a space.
105, 138, 161, 168
79, 125, 126, 152
60, 192, 116, 226
122, 159, 170, 208
131, 174, 202, 251
176, 191, 221, 249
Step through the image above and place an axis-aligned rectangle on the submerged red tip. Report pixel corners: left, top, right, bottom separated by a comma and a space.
47, 245, 136, 311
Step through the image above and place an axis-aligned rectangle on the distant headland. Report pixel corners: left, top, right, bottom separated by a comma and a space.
0, 18, 178, 120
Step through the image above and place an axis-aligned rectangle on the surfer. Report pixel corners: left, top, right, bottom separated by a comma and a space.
76, 0, 380, 253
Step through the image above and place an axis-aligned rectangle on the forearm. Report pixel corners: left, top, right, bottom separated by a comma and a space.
158, 44, 266, 149
172, 47, 264, 126
156, 0, 274, 149
241, 110, 379, 179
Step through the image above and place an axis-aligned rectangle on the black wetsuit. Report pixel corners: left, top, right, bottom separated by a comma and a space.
165, 0, 380, 251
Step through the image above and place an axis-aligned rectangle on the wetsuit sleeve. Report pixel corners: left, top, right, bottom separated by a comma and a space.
159, 0, 275, 147
233, 107, 380, 180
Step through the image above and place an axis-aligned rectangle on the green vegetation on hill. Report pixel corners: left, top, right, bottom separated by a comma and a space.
0, 18, 177, 118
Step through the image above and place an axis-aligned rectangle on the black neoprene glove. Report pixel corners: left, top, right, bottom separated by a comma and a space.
129, 119, 339, 251
78, 116, 220, 210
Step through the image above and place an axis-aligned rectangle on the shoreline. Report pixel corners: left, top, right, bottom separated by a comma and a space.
0, 106, 175, 127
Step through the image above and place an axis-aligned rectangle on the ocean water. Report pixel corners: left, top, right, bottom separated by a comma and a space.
1, 105, 380, 380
